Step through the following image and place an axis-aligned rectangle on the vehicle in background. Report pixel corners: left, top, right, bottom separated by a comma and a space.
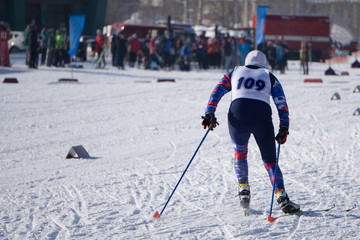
261, 15, 331, 61
238, 15, 331, 61
194, 25, 232, 39
8, 31, 26, 53
342, 40, 358, 55
74, 36, 96, 61
85, 38, 96, 58
111, 23, 196, 42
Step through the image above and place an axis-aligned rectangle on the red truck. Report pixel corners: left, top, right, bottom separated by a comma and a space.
234, 15, 331, 61
262, 15, 331, 61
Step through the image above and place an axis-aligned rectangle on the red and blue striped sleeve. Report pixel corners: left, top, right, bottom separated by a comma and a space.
270, 75, 289, 129
205, 72, 232, 114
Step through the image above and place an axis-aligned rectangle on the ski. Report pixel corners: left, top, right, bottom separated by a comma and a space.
241, 205, 250, 216
236, 184, 251, 216
237, 192, 251, 216
238, 196, 250, 216
345, 204, 356, 212
269, 204, 336, 221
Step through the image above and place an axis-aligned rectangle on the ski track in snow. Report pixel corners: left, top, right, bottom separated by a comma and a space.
1, 55, 360, 239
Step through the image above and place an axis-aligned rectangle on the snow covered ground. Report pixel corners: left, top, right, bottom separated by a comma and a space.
1, 53, 360, 239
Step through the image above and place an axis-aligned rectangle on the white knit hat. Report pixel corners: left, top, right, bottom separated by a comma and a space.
244, 50, 267, 68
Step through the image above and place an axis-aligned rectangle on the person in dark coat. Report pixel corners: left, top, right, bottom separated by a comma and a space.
111, 34, 117, 66
162, 32, 173, 69
223, 37, 233, 72
195, 36, 205, 69
116, 32, 127, 70
28, 23, 39, 69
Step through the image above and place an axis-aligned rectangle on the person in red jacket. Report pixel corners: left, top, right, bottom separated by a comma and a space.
127, 33, 142, 67
211, 37, 221, 68
95, 29, 106, 68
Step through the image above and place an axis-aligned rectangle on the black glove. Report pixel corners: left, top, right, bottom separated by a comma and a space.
201, 113, 219, 130
275, 127, 289, 144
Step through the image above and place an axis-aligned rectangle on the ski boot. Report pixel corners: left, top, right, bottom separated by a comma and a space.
238, 183, 250, 216
276, 191, 300, 214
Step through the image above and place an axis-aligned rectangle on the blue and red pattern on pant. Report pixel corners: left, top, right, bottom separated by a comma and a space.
229, 98, 285, 192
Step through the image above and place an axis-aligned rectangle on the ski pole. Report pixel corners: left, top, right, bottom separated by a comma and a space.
268, 143, 281, 223
153, 128, 211, 219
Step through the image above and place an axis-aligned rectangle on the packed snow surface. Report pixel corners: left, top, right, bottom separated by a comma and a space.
1, 54, 360, 239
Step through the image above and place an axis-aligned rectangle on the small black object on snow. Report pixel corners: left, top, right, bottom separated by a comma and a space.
331, 92, 341, 100
325, 67, 336, 75
353, 85, 360, 93
66, 145, 91, 159
3, 78, 19, 83
157, 78, 175, 82
58, 78, 78, 82
351, 59, 360, 68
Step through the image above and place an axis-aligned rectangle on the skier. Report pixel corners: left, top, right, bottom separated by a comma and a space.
202, 50, 300, 214
95, 29, 106, 69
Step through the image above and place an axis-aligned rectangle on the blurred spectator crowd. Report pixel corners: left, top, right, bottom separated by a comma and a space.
15, 21, 346, 76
